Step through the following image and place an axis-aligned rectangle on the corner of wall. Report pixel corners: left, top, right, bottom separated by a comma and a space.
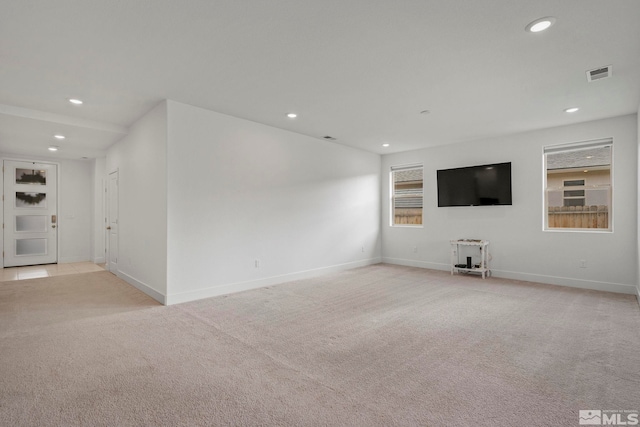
116, 270, 166, 305
165, 257, 382, 305
105, 100, 169, 299
164, 102, 381, 302
637, 109, 640, 304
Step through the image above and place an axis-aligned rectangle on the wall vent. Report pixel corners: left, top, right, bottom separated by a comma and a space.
323, 136, 337, 141
586, 65, 612, 82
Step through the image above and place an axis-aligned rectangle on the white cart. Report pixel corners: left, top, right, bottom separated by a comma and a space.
450, 239, 490, 279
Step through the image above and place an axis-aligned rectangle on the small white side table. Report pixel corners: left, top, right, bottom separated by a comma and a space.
450, 239, 490, 279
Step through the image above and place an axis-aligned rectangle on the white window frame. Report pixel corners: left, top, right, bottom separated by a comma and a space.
543, 138, 613, 232
390, 164, 423, 227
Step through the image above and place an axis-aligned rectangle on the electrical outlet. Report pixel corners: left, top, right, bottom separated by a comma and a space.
413, 246, 418, 253
255, 259, 260, 268
579, 259, 587, 268
361, 246, 365, 253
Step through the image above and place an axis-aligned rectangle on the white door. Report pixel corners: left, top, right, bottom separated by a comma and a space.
3, 161, 58, 267
106, 171, 118, 273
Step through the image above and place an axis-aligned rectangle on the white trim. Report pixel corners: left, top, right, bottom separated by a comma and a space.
383, 257, 636, 295
543, 228, 612, 234
0, 103, 128, 134
166, 258, 382, 305
116, 270, 166, 305
490, 269, 635, 294
93, 256, 106, 264
382, 257, 449, 271
390, 163, 423, 171
543, 137, 612, 154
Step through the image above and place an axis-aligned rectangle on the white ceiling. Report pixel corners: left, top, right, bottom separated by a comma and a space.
1, 1, 639, 160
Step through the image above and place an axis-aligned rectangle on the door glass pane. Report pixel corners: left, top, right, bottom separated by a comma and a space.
16, 168, 47, 185
16, 238, 47, 256
16, 192, 47, 208
16, 215, 47, 232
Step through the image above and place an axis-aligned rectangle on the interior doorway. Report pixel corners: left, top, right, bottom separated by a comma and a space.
3, 160, 58, 267
106, 170, 118, 273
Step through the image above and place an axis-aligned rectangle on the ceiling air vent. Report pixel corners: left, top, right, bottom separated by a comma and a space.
586, 65, 612, 82
323, 136, 337, 141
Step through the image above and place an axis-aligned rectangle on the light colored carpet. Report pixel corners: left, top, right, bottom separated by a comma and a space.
1, 266, 639, 426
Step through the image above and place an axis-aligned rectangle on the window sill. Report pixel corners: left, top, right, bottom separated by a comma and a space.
544, 227, 612, 233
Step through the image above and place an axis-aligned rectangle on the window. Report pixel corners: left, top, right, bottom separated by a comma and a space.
544, 139, 612, 231
563, 179, 585, 206
391, 165, 423, 226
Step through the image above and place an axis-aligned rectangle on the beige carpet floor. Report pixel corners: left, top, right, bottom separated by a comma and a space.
1, 265, 639, 426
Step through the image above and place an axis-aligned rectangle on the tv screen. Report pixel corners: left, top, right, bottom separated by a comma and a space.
437, 162, 512, 207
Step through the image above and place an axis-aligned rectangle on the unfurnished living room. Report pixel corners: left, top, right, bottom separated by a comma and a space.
1, 1, 639, 426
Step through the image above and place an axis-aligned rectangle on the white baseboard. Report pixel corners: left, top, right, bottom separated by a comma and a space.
92, 256, 105, 264
382, 257, 450, 272
636, 286, 640, 306
166, 257, 382, 305
116, 271, 166, 305
382, 257, 636, 295
490, 269, 636, 295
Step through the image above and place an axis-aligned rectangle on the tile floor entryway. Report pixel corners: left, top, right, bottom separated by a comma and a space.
1, 262, 105, 281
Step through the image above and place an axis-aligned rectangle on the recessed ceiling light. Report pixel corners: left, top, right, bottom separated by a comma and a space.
48, 146, 59, 152
68, 98, 83, 105
525, 17, 556, 33
54, 134, 65, 140
564, 107, 579, 113
382, 143, 390, 147
287, 113, 297, 119
586, 155, 594, 159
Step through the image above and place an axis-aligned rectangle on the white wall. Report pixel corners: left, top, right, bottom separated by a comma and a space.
382, 114, 638, 294
637, 104, 640, 300
165, 101, 381, 304
106, 101, 168, 302
57, 159, 93, 263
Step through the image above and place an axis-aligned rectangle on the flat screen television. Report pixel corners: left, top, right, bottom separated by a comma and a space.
437, 162, 512, 207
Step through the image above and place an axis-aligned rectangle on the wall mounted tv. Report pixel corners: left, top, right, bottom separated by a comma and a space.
437, 162, 512, 207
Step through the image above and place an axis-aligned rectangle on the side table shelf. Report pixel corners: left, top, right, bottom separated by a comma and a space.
450, 239, 490, 279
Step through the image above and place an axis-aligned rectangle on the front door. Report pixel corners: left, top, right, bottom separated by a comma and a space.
3, 161, 58, 267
